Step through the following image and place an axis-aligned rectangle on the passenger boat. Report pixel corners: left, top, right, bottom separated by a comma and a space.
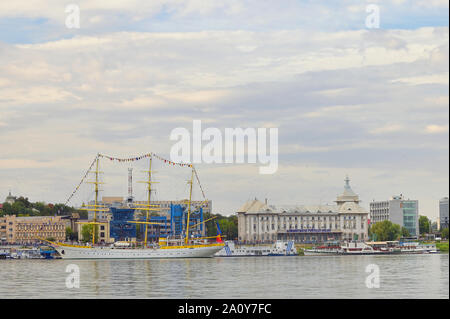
303, 242, 341, 256
215, 240, 297, 257
46, 154, 224, 259
398, 242, 439, 254
338, 241, 391, 255
418, 243, 439, 254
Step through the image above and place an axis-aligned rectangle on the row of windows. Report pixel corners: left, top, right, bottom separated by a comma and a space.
253, 215, 363, 222
16, 232, 65, 238
17, 225, 65, 231
370, 202, 389, 209
253, 233, 366, 241
251, 221, 364, 233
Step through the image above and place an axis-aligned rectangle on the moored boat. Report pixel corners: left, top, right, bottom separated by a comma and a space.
215, 240, 297, 257
303, 242, 341, 256
50, 239, 224, 259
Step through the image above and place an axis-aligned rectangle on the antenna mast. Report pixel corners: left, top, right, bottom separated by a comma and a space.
127, 167, 133, 204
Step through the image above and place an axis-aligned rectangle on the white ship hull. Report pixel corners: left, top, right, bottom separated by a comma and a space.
215, 241, 297, 257
53, 244, 224, 259
303, 249, 340, 256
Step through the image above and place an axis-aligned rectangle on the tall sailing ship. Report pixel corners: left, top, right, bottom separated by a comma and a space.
46, 154, 224, 259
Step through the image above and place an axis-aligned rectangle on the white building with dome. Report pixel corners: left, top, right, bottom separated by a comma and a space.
236, 176, 369, 243
4, 191, 17, 204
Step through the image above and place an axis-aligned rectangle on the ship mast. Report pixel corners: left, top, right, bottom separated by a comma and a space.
93, 156, 99, 244
184, 167, 195, 244
142, 156, 156, 247
129, 155, 162, 247
79, 154, 108, 246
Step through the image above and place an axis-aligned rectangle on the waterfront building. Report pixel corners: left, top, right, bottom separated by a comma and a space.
369, 195, 419, 236
77, 217, 113, 244
61, 212, 80, 234
237, 177, 369, 243
440, 197, 449, 230
0, 215, 65, 244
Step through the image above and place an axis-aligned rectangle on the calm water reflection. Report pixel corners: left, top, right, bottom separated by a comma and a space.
0, 254, 448, 298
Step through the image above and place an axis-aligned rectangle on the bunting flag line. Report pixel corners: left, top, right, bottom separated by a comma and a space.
64, 155, 99, 206
98, 152, 193, 168
65, 152, 201, 206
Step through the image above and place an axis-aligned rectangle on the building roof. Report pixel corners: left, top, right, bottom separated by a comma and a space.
237, 198, 272, 213
236, 176, 367, 216
102, 196, 124, 203
276, 204, 339, 214
337, 201, 367, 214
335, 176, 360, 204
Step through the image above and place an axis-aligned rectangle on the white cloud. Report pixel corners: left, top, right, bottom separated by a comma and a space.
425, 125, 449, 134
0, 6, 448, 219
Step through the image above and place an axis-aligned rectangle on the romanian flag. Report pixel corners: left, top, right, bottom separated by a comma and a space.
215, 221, 223, 243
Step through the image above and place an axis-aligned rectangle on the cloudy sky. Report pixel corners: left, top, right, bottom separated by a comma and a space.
0, 0, 448, 219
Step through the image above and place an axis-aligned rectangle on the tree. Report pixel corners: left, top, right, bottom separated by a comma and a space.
81, 224, 99, 243
1, 202, 13, 215
203, 212, 238, 240
441, 228, 449, 239
370, 220, 402, 241
66, 227, 77, 241
217, 215, 238, 240
419, 215, 431, 235
401, 227, 410, 238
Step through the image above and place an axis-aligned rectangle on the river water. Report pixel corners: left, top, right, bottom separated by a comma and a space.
0, 254, 448, 299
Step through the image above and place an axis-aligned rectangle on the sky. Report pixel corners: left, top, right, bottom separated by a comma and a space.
0, 0, 448, 220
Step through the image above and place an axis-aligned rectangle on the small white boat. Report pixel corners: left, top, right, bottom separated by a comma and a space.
215, 241, 297, 257
16, 248, 44, 259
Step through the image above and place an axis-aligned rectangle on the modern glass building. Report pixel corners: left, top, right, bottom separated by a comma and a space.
370, 195, 419, 237
440, 197, 449, 230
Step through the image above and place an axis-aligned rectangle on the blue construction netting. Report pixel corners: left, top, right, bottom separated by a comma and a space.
109, 207, 137, 241
139, 215, 170, 240
170, 204, 203, 238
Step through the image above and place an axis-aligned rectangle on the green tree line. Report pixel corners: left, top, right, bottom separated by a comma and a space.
0, 196, 87, 218
204, 212, 238, 241
369, 220, 410, 241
